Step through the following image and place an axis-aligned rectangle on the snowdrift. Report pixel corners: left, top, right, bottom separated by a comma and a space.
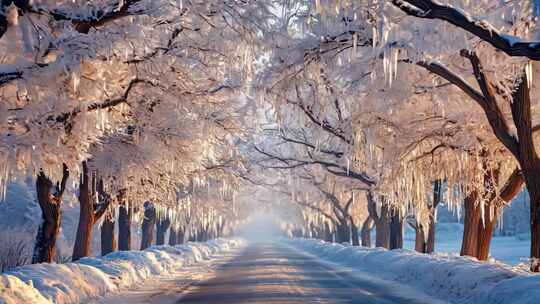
286, 238, 540, 304
0, 238, 245, 304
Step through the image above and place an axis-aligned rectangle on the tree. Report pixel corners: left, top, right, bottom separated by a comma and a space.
72, 162, 112, 261
140, 201, 157, 250
32, 164, 69, 263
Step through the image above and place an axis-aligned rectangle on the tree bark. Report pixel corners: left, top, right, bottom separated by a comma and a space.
526, 173, 540, 271
118, 199, 132, 251
389, 209, 404, 250
140, 202, 157, 250
72, 162, 96, 261
360, 216, 373, 247
374, 204, 390, 249
156, 217, 171, 246
217, 220, 226, 238
350, 217, 360, 246
32, 164, 69, 264
426, 180, 442, 253
101, 210, 116, 256
322, 221, 332, 242
335, 220, 350, 243
72, 163, 112, 261
461, 191, 480, 257
476, 204, 497, 261
168, 227, 177, 246
415, 223, 428, 253
176, 227, 185, 245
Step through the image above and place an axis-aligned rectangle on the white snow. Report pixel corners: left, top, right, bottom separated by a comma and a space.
0, 238, 245, 304
286, 238, 540, 304
402, 222, 531, 265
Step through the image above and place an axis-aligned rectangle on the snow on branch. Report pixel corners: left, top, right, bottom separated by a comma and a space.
30, 0, 146, 34
392, 0, 540, 60
411, 53, 519, 158
254, 145, 375, 187
49, 78, 155, 125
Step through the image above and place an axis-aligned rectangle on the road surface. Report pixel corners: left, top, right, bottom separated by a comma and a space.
96, 242, 447, 303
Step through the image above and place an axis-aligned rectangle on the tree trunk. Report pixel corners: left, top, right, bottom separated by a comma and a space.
72, 165, 112, 261
188, 231, 196, 242
323, 222, 332, 242
426, 180, 442, 253
169, 227, 177, 246
177, 227, 185, 245
426, 212, 437, 253
461, 191, 480, 257
415, 223, 428, 253
101, 211, 116, 256
349, 217, 360, 246
527, 176, 540, 271
361, 216, 373, 247
140, 202, 157, 250
389, 209, 404, 250
32, 164, 69, 264
156, 217, 171, 246
375, 204, 390, 249
336, 220, 350, 244
72, 162, 95, 261
476, 205, 497, 261
217, 220, 226, 238
118, 202, 132, 251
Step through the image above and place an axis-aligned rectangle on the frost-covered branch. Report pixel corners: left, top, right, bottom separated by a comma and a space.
391, 0, 540, 60
413, 53, 519, 157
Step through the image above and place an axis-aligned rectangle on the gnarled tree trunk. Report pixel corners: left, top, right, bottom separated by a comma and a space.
461, 191, 480, 257
156, 217, 171, 246
350, 217, 360, 246
375, 204, 390, 249
426, 180, 442, 253
169, 227, 177, 246
389, 209, 404, 250
101, 210, 116, 256
476, 204, 497, 261
176, 227, 185, 245
140, 202, 157, 250
118, 199, 132, 251
477, 168, 524, 260
414, 222, 428, 253
366, 191, 390, 249
32, 164, 69, 264
361, 216, 373, 247
335, 220, 350, 244
323, 221, 332, 242
73, 163, 112, 261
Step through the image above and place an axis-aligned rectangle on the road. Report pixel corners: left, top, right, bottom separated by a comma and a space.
97, 242, 447, 304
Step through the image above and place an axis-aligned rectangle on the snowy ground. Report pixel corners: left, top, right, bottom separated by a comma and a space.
289, 238, 540, 304
0, 239, 245, 304
403, 223, 530, 265
90, 249, 238, 304
2, 237, 538, 304
95, 239, 540, 304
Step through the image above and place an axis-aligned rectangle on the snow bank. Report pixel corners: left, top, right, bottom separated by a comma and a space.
286, 238, 540, 304
0, 238, 245, 304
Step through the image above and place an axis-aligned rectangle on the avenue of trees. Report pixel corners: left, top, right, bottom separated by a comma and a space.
3, 0, 540, 274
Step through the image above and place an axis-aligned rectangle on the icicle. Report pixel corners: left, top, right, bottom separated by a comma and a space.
72, 72, 80, 93
526, 61, 533, 88
372, 27, 377, 48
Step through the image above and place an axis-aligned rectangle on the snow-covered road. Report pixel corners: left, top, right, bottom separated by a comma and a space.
95, 241, 448, 303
